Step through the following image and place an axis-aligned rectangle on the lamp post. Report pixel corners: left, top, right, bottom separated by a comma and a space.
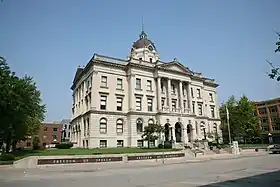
203, 127, 206, 140
268, 133, 273, 144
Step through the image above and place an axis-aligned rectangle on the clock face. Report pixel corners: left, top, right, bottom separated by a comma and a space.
148, 45, 153, 51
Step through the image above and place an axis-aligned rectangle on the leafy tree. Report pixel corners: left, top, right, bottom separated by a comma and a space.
142, 122, 164, 148
0, 57, 46, 152
235, 95, 260, 143
32, 136, 40, 150
267, 32, 280, 81
219, 95, 260, 143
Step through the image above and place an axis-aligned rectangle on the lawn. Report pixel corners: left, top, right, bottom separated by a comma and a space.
11, 147, 181, 160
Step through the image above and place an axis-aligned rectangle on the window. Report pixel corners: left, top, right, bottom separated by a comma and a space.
191, 87, 194, 98
137, 140, 143, 147
136, 78, 141, 89
136, 118, 143, 133
149, 58, 152, 63
44, 127, 48, 131
53, 128, 57, 132
117, 140, 124, 147
209, 93, 213, 102
147, 80, 152, 91
210, 106, 215, 118
197, 89, 201, 98
198, 103, 203, 115
148, 119, 154, 125
149, 140, 155, 148
68, 132, 70, 138
116, 119, 123, 134
52, 135, 57, 141
116, 97, 123, 111
183, 100, 187, 110
101, 76, 107, 87
139, 58, 142, 61
100, 95, 107, 110
100, 118, 107, 133
161, 98, 165, 109
27, 142, 31, 147
171, 84, 175, 94
100, 140, 107, 148
136, 97, 142, 111
147, 98, 153, 112
172, 99, 177, 111
117, 78, 123, 89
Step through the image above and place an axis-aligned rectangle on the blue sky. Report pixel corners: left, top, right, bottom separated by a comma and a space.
0, 0, 279, 122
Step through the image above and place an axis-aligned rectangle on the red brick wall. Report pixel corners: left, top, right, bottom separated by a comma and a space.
17, 122, 62, 148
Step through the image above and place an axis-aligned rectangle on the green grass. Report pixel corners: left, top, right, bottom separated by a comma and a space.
12, 147, 181, 160
0, 160, 14, 165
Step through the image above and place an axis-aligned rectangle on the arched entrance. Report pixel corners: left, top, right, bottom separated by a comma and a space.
175, 122, 182, 142
187, 124, 192, 142
200, 122, 206, 140
164, 123, 170, 141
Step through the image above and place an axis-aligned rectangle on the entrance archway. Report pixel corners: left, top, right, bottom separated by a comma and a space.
200, 122, 206, 140
187, 124, 192, 142
175, 122, 182, 142
164, 123, 170, 141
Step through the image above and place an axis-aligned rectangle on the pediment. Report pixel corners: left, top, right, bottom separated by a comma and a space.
73, 67, 84, 83
158, 62, 193, 74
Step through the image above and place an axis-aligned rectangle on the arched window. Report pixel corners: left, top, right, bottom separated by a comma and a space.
136, 118, 143, 133
116, 119, 123, 134
148, 119, 154, 125
100, 118, 107, 133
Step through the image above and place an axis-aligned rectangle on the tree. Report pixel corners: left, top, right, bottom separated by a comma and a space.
219, 95, 260, 143
235, 95, 260, 143
267, 32, 280, 81
0, 57, 46, 152
141, 122, 164, 148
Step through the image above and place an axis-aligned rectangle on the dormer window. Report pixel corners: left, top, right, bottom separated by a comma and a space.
149, 58, 152, 63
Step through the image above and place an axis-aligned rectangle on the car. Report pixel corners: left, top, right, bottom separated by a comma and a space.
270, 144, 280, 154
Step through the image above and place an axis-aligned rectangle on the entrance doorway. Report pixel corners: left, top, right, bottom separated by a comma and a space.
187, 124, 192, 142
164, 123, 170, 141
175, 122, 182, 142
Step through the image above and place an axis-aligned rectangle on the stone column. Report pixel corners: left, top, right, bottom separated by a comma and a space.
187, 82, 192, 111
214, 92, 220, 118
157, 77, 161, 111
129, 74, 135, 111
167, 79, 172, 111
266, 106, 273, 132
179, 81, 184, 112
172, 126, 176, 143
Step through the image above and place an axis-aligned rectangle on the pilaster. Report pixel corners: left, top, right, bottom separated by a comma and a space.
179, 81, 184, 112
167, 79, 172, 111
157, 77, 161, 111
128, 73, 135, 111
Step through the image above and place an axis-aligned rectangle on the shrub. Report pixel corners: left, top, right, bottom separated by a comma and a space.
163, 141, 173, 149
55, 143, 73, 149
32, 136, 40, 150
158, 144, 163, 149
0, 154, 15, 161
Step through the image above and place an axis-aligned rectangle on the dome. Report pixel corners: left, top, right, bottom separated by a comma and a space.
132, 31, 157, 51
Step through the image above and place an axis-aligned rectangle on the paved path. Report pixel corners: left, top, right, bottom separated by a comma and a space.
0, 153, 279, 187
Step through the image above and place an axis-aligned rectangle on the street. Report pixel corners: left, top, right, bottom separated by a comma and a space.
0, 154, 279, 187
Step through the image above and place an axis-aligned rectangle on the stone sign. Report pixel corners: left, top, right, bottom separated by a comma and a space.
127, 153, 185, 161
37, 156, 123, 165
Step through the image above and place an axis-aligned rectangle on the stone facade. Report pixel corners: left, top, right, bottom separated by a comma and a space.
70, 31, 222, 148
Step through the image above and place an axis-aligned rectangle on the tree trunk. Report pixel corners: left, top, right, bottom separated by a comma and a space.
12, 140, 17, 152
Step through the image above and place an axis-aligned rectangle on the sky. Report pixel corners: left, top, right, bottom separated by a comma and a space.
0, 0, 279, 122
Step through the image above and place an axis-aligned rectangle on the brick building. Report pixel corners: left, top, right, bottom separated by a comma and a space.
255, 97, 280, 143
18, 122, 62, 148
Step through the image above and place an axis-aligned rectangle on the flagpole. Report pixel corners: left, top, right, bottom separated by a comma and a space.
226, 105, 232, 145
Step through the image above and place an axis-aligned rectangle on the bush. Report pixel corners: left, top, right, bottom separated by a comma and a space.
164, 141, 173, 149
0, 154, 15, 161
32, 136, 40, 150
55, 143, 73, 149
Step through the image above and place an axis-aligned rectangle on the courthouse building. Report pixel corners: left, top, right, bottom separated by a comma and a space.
70, 30, 221, 148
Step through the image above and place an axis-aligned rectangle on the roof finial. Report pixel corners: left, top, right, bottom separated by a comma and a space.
139, 15, 147, 39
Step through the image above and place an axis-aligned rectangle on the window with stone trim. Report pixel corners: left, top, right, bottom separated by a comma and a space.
137, 140, 143, 147
210, 106, 215, 118
136, 78, 141, 89
100, 118, 107, 133
147, 98, 153, 112
197, 89, 201, 98
117, 140, 124, 147
100, 95, 107, 110
147, 80, 152, 91
136, 118, 143, 133
116, 119, 123, 134
198, 103, 203, 115
117, 78, 123, 89
136, 97, 142, 111
101, 76, 107, 87
116, 97, 123, 111
100, 140, 107, 148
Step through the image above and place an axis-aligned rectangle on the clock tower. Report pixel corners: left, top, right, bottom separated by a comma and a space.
129, 30, 160, 63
